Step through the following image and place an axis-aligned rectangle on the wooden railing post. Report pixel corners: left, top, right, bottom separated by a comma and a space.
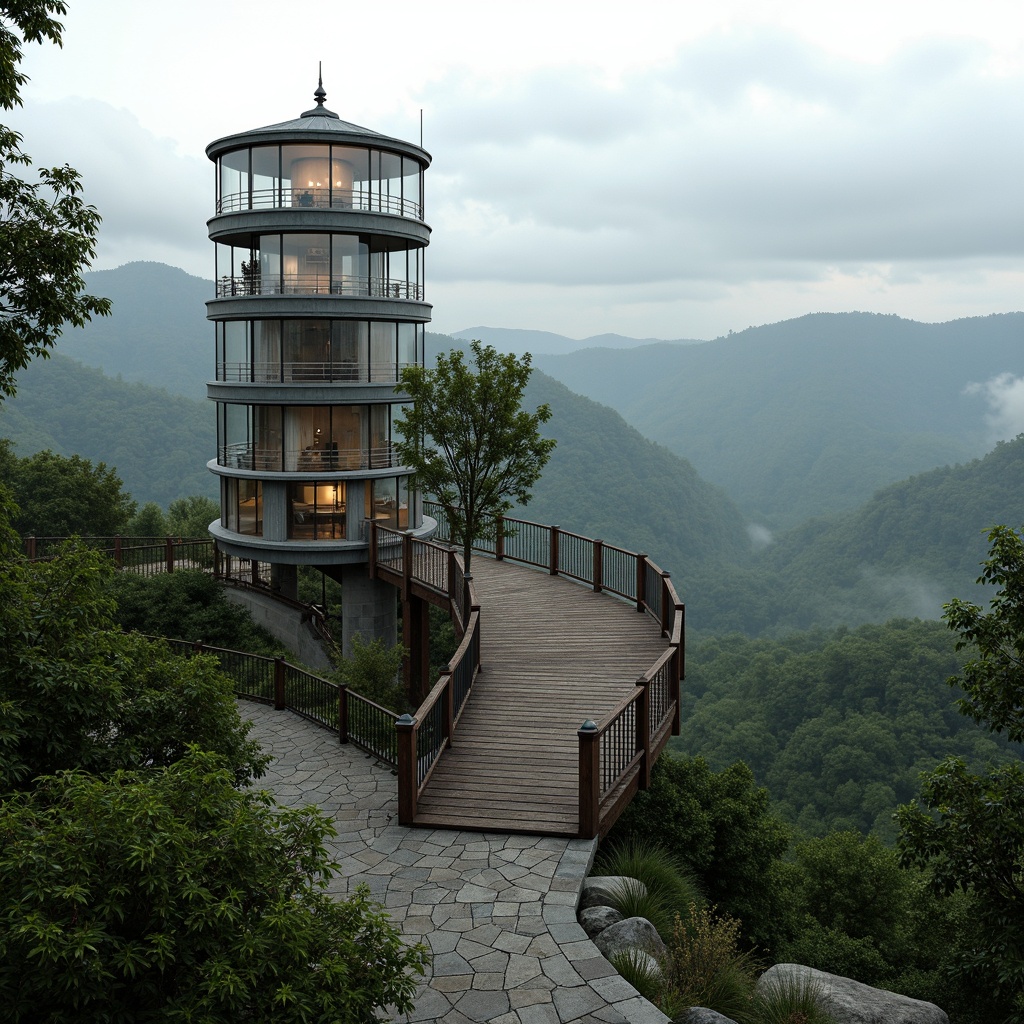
165, 536, 175, 574
495, 515, 505, 560
593, 539, 603, 593
463, 575, 473, 627
447, 547, 457, 607
274, 656, 286, 710
578, 719, 600, 839
368, 521, 378, 578
114, 535, 123, 568
444, 677, 454, 747
637, 677, 652, 790
636, 554, 647, 613
396, 714, 417, 825
213, 543, 222, 579
549, 525, 560, 576
24, 535, 36, 560
338, 683, 349, 743
661, 572, 672, 636
401, 531, 413, 602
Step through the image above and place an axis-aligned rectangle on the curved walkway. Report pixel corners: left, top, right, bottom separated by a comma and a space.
245, 700, 669, 1024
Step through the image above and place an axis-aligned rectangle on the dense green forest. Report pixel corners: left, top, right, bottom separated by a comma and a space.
674, 619, 1022, 841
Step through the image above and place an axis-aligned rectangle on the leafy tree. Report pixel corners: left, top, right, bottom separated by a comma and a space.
166, 493, 219, 538
125, 500, 168, 537
107, 568, 280, 655
609, 754, 791, 951
0, 2, 110, 398
0, 491, 427, 1018
3, 441, 137, 535
0, 749, 429, 1022
897, 525, 1024, 1022
394, 341, 556, 572
335, 632, 408, 712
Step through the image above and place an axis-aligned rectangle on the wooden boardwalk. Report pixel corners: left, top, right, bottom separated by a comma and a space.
412, 557, 669, 835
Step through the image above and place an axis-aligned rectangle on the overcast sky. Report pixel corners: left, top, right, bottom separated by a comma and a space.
9, 0, 1024, 340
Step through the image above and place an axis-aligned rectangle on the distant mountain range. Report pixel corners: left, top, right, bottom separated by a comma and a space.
451, 326, 704, 356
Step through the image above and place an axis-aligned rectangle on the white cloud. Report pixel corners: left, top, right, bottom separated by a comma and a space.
966, 373, 1024, 441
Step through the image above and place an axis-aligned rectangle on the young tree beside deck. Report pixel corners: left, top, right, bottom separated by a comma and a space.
394, 341, 556, 573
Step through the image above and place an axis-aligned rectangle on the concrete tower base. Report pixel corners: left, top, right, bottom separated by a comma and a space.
321, 565, 398, 660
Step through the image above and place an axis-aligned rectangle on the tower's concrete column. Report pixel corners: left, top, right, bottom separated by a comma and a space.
270, 562, 298, 602
341, 567, 397, 659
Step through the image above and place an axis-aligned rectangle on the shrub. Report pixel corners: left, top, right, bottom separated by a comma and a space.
595, 839, 704, 941
752, 972, 837, 1024
663, 903, 758, 1024
610, 947, 664, 1004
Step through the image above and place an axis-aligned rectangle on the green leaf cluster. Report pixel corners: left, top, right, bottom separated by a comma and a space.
395, 341, 556, 571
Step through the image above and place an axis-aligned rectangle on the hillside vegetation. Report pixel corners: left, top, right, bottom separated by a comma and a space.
534, 311, 1024, 528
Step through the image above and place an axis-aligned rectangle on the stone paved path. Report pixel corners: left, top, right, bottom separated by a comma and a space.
244, 701, 669, 1024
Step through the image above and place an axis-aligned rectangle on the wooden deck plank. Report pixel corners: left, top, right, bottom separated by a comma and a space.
412, 556, 670, 836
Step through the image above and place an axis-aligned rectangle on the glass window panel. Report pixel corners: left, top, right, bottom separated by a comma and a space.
370, 322, 396, 382
398, 476, 410, 529
380, 151, 402, 213
397, 324, 415, 371
222, 320, 248, 381
370, 405, 389, 466
330, 320, 367, 381
222, 477, 237, 531
282, 143, 332, 208
369, 150, 381, 207
252, 320, 281, 381
330, 145, 363, 208
238, 479, 262, 536
332, 234, 366, 295
289, 481, 345, 540
282, 233, 329, 293
219, 149, 249, 212
369, 476, 398, 528
283, 320, 330, 381
402, 157, 421, 217
258, 234, 281, 294
332, 405, 365, 468
251, 145, 280, 208
253, 406, 283, 471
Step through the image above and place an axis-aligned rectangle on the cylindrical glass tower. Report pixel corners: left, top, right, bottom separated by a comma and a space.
204, 80, 434, 607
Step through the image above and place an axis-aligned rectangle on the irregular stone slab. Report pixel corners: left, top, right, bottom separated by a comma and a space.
580, 875, 646, 911
757, 964, 949, 1024
594, 917, 667, 960
580, 905, 625, 938
685, 1009, 738, 1024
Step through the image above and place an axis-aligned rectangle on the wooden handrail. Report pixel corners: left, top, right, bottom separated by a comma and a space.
422, 501, 684, 837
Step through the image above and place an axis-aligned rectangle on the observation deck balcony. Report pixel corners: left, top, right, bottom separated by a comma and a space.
215, 274, 423, 301
216, 187, 423, 221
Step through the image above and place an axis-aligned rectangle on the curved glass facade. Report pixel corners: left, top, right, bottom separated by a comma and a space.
216, 319, 422, 383
216, 142, 423, 219
214, 233, 423, 300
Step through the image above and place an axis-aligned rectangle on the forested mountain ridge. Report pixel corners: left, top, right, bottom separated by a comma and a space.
0, 354, 215, 508
533, 311, 1024, 529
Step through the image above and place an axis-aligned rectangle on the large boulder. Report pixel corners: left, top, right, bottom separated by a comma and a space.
757, 964, 949, 1024
594, 916, 667, 960
579, 875, 645, 911
579, 904, 624, 938
685, 1010, 738, 1023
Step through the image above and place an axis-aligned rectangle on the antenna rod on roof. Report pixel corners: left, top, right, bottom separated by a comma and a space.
420, 108, 423, 148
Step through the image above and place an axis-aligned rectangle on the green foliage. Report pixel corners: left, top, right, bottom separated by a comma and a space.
2, 440, 137, 535
166, 494, 219, 538
594, 840, 703, 941
610, 755, 790, 951
663, 903, 758, 1024
0, 2, 110, 398
335, 632, 408, 712
608, 947, 663, 1005
897, 525, 1024, 1021
0, 749, 428, 1022
752, 973, 837, 1024
395, 341, 556, 571
126, 500, 168, 537
107, 568, 281, 654
0, 353, 217, 507
674, 618, 1019, 839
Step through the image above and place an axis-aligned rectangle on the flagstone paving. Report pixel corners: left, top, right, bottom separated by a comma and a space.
244, 701, 670, 1024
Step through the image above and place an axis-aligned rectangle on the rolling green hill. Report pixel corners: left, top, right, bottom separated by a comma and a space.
534, 312, 1024, 529
0, 354, 215, 508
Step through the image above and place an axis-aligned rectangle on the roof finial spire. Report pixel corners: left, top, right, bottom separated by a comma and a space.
314, 62, 326, 107
302, 63, 338, 119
